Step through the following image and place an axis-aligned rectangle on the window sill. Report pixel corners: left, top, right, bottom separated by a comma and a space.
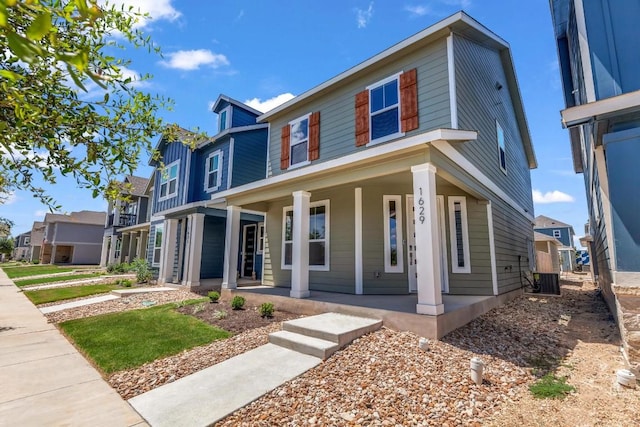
366, 131, 405, 147
204, 186, 221, 194
157, 194, 178, 202
288, 160, 311, 170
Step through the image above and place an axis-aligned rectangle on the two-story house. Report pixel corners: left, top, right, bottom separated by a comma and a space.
100, 175, 151, 266
12, 231, 31, 261
29, 221, 44, 262
205, 12, 536, 335
550, 0, 640, 373
149, 98, 268, 290
534, 215, 575, 272
40, 211, 106, 264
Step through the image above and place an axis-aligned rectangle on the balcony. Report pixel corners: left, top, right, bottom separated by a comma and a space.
107, 213, 138, 228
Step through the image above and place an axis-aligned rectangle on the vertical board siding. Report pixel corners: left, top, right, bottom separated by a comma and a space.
453, 34, 534, 214
231, 129, 268, 187
200, 216, 226, 279
267, 39, 451, 177
153, 141, 191, 213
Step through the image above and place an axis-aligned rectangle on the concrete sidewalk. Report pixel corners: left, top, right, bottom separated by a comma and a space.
0, 269, 146, 426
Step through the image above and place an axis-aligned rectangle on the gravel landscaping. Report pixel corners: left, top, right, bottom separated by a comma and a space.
45, 275, 640, 425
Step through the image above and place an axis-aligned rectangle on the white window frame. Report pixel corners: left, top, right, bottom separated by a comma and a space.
496, 121, 507, 174
383, 195, 404, 273
114, 237, 122, 260
553, 229, 562, 239
158, 160, 179, 201
24, 236, 30, 245
219, 105, 231, 132
288, 113, 311, 169
448, 196, 471, 273
204, 150, 223, 192
281, 199, 330, 271
257, 222, 265, 255
152, 224, 163, 267
367, 72, 404, 146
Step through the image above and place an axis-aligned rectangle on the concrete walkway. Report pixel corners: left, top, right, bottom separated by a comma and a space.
0, 269, 146, 426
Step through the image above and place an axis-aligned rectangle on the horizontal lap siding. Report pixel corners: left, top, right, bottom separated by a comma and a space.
70, 244, 102, 265
454, 34, 534, 215
54, 223, 104, 244
267, 39, 451, 177
200, 216, 226, 279
231, 130, 268, 188
232, 107, 259, 128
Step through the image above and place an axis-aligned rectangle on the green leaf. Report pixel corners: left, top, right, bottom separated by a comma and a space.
0, 69, 21, 81
7, 31, 35, 62
26, 11, 52, 41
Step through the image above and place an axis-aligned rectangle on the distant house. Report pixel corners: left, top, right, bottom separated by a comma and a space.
534, 231, 562, 274
100, 175, 151, 266
149, 101, 268, 289
40, 211, 106, 265
12, 231, 31, 261
29, 221, 45, 262
533, 215, 575, 272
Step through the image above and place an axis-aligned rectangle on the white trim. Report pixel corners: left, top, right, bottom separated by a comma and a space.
265, 123, 271, 179
431, 140, 534, 221
573, 0, 596, 103
282, 199, 330, 271
437, 195, 449, 293
447, 34, 458, 129
151, 224, 163, 267
195, 124, 269, 150
383, 195, 404, 273
561, 90, 640, 127
552, 229, 561, 239
158, 160, 180, 201
256, 222, 265, 255
355, 187, 363, 294
448, 196, 471, 274
241, 224, 257, 278
227, 137, 235, 190
486, 201, 498, 295
218, 105, 232, 132
289, 113, 311, 168
367, 72, 404, 146
496, 121, 507, 174
204, 149, 224, 193
406, 195, 417, 292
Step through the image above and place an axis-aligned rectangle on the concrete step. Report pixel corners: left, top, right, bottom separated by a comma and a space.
269, 330, 339, 360
281, 312, 383, 346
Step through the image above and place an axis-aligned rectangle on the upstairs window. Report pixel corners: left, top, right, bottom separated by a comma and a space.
219, 106, 231, 132
553, 229, 561, 239
159, 161, 179, 200
290, 115, 310, 167
205, 150, 223, 192
280, 112, 320, 170
370, 75, 400, 142
496, 122, 507, 174
24, 236, 30, 245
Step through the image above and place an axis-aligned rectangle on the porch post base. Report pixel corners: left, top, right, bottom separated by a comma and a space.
416, 302, 445, 315
184, 281, 200, 289
290, 289, 311, 299
222, 281, 237, 290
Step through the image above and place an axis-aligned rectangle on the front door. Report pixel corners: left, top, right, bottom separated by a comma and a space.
406, 195, 448, 293
242, 224, 257, 278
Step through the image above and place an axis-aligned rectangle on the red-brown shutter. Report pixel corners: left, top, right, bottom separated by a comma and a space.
308, 111, 320, 161
280, 124, 290, 170
355, 90, 369, 147
400, 68, 418, 132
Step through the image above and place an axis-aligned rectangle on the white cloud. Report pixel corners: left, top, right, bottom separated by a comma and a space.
405, 5, 430, 17
244, 93, 296, 113
355, 2, 374, 28
532, 190, 575, 204
441, 0, 472, 8
0, 191, 16, 205
103, 0, 181, 28
160, 49, 230, 71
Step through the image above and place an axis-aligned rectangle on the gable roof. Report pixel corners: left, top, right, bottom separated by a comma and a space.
44, 210, 106, 226
534, 231, 562, 245
211, 94, 263, 116
256, 11, 536, 169
150, 126, 208, 167
534, 215, 573, 229
124, 175, 150, 197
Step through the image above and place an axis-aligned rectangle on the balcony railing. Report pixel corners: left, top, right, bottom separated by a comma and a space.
107, 213, 137, 228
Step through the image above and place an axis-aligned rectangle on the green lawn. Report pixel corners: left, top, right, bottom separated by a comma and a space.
23, 284, 119, 305
60, 303, 231, 373
2, 265, 75, 279
14, 273, 103, 287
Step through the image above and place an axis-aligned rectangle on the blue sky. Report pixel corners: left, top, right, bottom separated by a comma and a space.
2, 0, 587, 246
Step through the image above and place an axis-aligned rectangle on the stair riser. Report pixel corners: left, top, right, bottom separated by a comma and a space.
268, 335, 338, 360
282, 322, 382, 347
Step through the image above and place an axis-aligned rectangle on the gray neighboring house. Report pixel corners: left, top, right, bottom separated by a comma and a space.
550, 0, 640, 373
12, 231, 31, 261
100, 175, 151, 266
40, 211, 106, 265
533, 215, 575, 273
29, 221, 45, 262
534, 231, 562, 274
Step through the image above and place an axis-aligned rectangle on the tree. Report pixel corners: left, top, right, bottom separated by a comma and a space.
0, 0, 198, 206
0, 236, 13, 258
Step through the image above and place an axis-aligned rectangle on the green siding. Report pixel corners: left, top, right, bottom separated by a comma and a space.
267, 38, 451, 177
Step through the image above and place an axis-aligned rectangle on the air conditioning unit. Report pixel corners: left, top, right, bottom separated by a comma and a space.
533, 273, 560, 295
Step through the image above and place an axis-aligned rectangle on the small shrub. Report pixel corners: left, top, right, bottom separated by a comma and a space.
231, 295, 246, 310
259, 302, 275, 318
116, 278, 132, 287
213, 309, 228, 320
130, 258, 152, 284
32, 260, 40, 264
107, 262, 130, 274
192, 303, 206, 315
207, 291, 220, 303
529, 374, 576, 399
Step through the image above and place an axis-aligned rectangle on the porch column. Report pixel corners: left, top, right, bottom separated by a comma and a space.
158, 218, 178, 285
108, 235, 117, 265
185, 213, 205, 288
121, 232, 130, 263
50, 245, 57, 265
100, 236, 109, 267
137, 230, 148, 260
127, 231, 138, 261
411, 163, 444, 315
291, 191, 311, 298
222, 206, 241, 289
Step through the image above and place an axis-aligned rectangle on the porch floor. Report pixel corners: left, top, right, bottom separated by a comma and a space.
222, 285, 522, 339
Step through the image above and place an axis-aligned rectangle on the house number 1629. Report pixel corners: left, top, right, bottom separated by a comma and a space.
417, 187, 425, 224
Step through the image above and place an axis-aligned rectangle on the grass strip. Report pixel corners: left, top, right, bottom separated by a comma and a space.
23, 284, 119, 305
2, 265, 75, 279
60, 303, 231, 373
14, 273, 103, 287
529, 374, 576, 399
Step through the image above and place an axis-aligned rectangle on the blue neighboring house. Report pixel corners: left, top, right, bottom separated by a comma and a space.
148, 96, 268, 290
533, 215, 575, 272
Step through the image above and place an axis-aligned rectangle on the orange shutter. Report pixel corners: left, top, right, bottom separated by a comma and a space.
400, 68, 418, 132
280, 124, 290, 170
355, 90, 369, 147
309, 111, 320, 161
